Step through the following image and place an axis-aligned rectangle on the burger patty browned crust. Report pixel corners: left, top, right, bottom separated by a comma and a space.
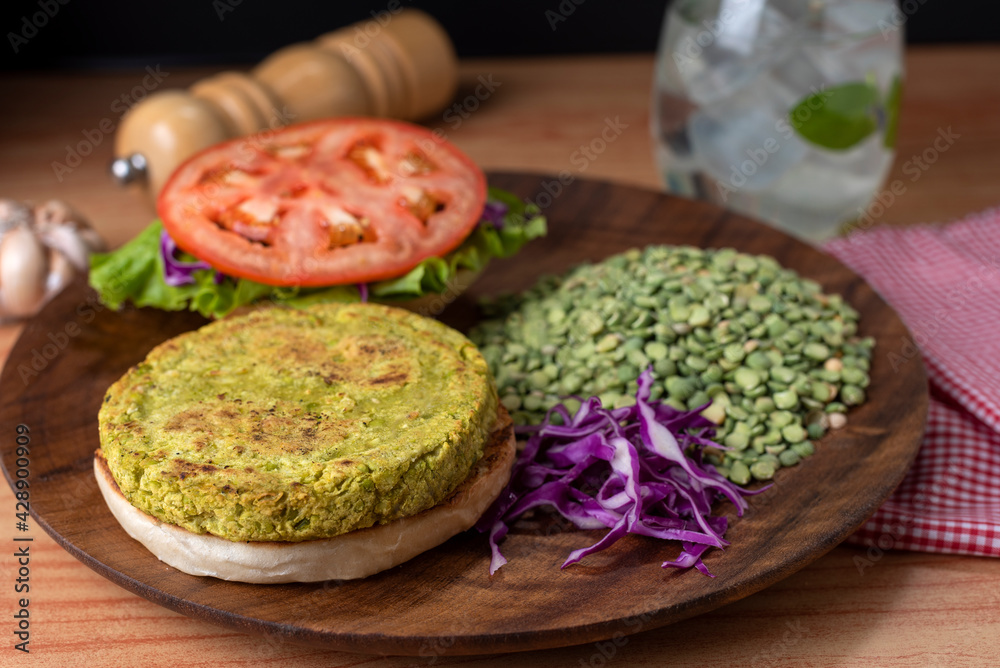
98, 303, 499, 542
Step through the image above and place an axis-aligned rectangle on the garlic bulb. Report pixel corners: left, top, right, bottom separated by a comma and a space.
0, 199, 106, 321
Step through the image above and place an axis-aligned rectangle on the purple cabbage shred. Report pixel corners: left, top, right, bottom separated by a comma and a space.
357, 283, 369, 303
480, 200, 508, 229
160, 230, 219, 287
477, 367, 760, 576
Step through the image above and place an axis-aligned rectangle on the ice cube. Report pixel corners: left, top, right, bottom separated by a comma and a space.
715, 0, 767, 56
667, 2, 794, 107
769, 137, 893, 211
797, 0, 900, 85
688, 81, 808, 193
821, 0, 897, 39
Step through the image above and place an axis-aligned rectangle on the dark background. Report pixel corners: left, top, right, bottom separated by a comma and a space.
1, 0, 998, 70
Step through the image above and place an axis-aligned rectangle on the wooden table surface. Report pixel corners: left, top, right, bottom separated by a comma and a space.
1, 47, 999, 666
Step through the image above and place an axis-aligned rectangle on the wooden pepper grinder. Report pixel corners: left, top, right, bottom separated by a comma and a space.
110, 9, 457, 200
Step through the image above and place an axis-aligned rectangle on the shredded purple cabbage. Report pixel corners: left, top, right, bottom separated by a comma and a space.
160, 230, 222, 287
477, 368, 760, 576
480, 200, 508, 229
357, 283, 369, 303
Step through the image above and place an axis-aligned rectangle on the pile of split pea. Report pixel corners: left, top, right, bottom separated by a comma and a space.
470, 245, 873, 485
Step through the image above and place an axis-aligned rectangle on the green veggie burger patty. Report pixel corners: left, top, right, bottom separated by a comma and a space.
98, 302, 499, 543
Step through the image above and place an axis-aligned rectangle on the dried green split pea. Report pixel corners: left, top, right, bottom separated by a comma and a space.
472, 246, 873, 484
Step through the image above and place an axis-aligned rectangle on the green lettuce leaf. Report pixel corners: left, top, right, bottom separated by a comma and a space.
88, 187, 546, 319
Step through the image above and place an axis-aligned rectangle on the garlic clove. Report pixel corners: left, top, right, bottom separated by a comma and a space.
45, 248, 76, 300
0, 226, 49, 318
76, 227, 108, 254
34, 199, 85, 230
37, 224, 93, 272
0, 199, 32, 237
33, 199, 107, 256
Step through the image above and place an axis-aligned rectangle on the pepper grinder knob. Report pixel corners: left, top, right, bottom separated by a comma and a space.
109, 152, 148, 185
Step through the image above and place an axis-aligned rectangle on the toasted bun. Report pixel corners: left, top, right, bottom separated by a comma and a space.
94, 410, 515, 583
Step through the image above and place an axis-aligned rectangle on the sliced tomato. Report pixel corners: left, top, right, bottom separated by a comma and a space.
157, 118, 487, 287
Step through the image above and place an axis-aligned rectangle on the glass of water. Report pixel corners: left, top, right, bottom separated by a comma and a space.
652, 0, 903, 243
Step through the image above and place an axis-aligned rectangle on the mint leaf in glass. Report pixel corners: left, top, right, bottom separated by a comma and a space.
790, 82, 880, 150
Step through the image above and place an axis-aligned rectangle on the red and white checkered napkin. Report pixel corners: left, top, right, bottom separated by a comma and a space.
823, 209, 1000, 557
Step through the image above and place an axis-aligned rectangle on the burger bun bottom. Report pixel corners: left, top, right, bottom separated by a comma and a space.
94, 409, 515, 584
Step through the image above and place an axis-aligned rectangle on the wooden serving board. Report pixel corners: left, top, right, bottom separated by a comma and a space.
0, 173, 927, 656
